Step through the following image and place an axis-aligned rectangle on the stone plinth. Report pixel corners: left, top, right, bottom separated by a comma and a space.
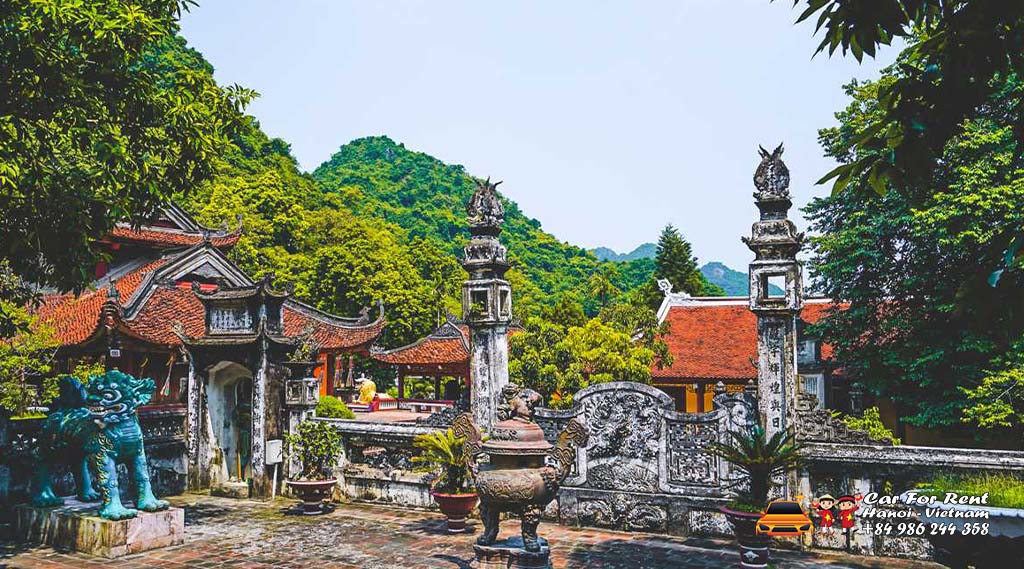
15, 498, 184, 558
211, 480, 250, 498
473, 537, 550, 569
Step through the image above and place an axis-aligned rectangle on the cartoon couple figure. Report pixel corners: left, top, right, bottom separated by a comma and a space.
811, 493, 861, 534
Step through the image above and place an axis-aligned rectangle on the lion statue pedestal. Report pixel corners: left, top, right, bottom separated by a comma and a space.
15, 498, 184, 558
14, 371, 184, 557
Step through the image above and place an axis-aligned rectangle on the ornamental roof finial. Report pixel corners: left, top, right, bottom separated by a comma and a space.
753, 142, 790, 199
466, 177, 504, 231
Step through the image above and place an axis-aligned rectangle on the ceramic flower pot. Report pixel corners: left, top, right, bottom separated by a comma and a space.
431, 491, 478, 533
286, 478, 337, 514
721, 505, 771, 569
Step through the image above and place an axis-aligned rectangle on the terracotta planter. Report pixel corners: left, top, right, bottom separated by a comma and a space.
286, 478, 337, 515
720, 505, 770, 568
431, 491, 478, 533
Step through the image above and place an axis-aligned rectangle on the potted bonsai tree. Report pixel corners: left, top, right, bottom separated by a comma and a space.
413, 427, 477, 532
284, 419, 343, 514
709, 426, 804, 568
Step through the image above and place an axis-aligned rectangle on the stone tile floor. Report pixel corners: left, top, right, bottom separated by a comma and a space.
1, 495, 946, 569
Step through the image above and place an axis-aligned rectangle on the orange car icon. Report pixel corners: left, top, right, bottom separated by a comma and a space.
756, 500, 813, 536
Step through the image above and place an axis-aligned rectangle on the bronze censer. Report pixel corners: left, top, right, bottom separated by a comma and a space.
453, 384, 587, 568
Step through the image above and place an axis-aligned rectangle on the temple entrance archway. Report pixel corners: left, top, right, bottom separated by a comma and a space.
207, 361, 253, 485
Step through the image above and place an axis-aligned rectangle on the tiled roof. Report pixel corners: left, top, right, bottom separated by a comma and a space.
107, 226, 240, 249
34, 259, 171, 345
36, 259, 384, 351
372, 323, 470, 365
282, 304, 385, 351
652, 298, 840, 382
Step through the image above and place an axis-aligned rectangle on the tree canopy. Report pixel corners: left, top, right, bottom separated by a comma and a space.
792, 1, 1024, 202
0, 2, 253, 308
805, 71, 1024, 433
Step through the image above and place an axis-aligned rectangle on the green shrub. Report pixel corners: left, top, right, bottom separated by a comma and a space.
284, 420, 343, 480
916, 473, 1024, 509
840, 407, 900, 445
315, 396, 355, 420
412, 428, 473, 494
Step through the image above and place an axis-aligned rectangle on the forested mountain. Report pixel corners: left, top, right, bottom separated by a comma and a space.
311, 137, 605, 316
592, 243, 656, 262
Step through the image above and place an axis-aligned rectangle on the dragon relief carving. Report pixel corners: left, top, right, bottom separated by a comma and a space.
582, 391, 661, 492
576, 494, 668, 532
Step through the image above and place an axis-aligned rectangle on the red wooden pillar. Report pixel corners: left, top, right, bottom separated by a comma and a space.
433, 375, 442, 400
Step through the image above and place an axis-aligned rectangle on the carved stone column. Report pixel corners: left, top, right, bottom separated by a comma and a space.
284, 377, 320, 478
743, 144, 805, 441
461, 178, 513, 433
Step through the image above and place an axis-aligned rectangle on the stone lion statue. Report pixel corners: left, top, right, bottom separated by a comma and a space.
31, 370, 169, 520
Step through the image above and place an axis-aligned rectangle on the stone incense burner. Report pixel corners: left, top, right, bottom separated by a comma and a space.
453, 384, 587, 563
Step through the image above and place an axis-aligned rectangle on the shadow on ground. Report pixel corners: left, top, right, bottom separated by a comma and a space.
182, 502, 232, 525
399, 517, 478, 537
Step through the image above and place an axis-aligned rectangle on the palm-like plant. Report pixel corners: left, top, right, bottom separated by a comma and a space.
708, 426, 804, 511
412, 428, 473, 494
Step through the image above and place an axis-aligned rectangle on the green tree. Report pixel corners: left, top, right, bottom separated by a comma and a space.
306, 210, 437, 346
598, 302, 673, 370
656, 225, 704, 295
407, 237, 463, 327
508, 317, 568, 405
540, 294, 587, 329
509, 316, 655, 408
0, 3, 253, 308
0, 300, 58, 416
586, 264, 623, 313
792, 1, 1024, 201
805, 71, 1024, 432
557, 318, 655, 395
637, 225, 724, 307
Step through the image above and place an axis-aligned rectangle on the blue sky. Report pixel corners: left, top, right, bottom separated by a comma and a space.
180, 1, 898, 270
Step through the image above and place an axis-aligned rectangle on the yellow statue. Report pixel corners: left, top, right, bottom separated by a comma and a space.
355, 376, 377, 405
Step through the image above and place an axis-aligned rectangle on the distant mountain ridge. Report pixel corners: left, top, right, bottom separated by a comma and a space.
700, 261, 782, 296
591, 243, 656, 262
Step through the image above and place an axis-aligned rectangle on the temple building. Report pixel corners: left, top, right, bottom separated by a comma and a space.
651, 289, 844, 414
370, 317, 470, 404
33, 204, 384, 496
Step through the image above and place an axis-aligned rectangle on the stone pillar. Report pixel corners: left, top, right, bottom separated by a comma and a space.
283, 377, 319, 478
743, 144, 804, 441
461, 178, 513, 433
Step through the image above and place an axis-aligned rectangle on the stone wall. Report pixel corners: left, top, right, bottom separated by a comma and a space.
533, 382, 754, 536
312, 383, 1024, 562
314, 418, 436, 508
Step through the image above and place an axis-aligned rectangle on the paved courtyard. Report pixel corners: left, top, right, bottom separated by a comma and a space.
1, 495, 945, 569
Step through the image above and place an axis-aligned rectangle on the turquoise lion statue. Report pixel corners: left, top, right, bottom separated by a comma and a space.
31, 370, 170, 521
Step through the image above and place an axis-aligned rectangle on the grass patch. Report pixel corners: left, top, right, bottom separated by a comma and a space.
915, 473, 1024, 509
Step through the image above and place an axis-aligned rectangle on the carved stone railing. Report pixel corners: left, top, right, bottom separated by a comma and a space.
802, 442, 1024, 471
312, 417, 437, 507
139, 405, 188, 450
313, 418, 433, 470
794, 392, 880, 445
